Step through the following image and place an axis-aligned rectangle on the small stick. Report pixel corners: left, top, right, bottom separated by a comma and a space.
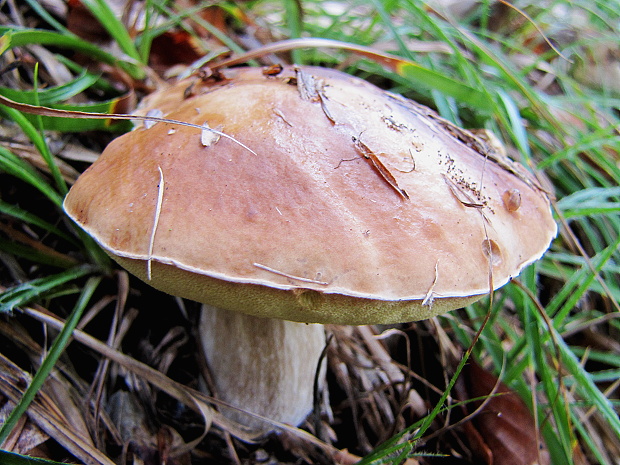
353, 136, 409, 200
147, 166, 165, 280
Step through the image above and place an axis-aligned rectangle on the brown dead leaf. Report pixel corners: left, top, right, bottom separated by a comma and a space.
66, 0, 109, 43
149, 31, 206, 76
458, 361, 550, 465
352, 136, 409, 200
106, 390, 191, 465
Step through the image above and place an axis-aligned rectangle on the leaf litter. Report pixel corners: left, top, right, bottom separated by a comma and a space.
454, 361, 551, 465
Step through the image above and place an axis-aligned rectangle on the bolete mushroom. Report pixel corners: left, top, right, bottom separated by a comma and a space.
63, 65, 556, 435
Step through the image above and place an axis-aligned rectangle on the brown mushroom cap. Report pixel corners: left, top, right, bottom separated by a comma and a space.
64, 65, 556, 324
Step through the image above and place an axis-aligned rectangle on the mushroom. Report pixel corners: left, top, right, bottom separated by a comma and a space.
63, 65, 556, 435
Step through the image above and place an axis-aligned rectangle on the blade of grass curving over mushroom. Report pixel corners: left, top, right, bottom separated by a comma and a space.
0, 72, 132, 132
0, 94, 257, 156
208, 37, 495, 111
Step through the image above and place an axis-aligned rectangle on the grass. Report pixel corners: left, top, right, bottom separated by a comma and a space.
0, 0, 618, 464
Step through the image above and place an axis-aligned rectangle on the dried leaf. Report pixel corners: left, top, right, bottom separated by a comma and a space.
0, 94, 257, 157
66, 0, 110, 43
352, 136, 409, 200
149, 31, 205, 73
460, 362, 550, 465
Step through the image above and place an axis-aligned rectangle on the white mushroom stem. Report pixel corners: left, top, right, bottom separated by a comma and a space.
199, 304, 327, 435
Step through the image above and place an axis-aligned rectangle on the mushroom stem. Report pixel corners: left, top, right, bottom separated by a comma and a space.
199, 304, 326, 434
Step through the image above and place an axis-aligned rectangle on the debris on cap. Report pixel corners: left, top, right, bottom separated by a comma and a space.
64, 65, 557, 325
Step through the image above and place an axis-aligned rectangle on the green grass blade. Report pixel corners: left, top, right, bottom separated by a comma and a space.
0, 276, 101, 446
357, 320, 489, 464
453, 25, 565, 136
354, 422, 421, 464
78, 0, 142, 63
0, 238, 78, 269
539, 131, 620, 171
0, 450, 69, 465
0, 68, 133, 131
33, 101, 133, 132
540, 256, 620, 303
548, 237, 620, 325
0, 106, 67, 195
0, 72, 99, 105
54, 55, 122, 94
284, 0, 304, 63
0, 28, 144, 79
571, 412, 612, 465
0, 146, 64, 207
396, 62, 495, 111
135, 0, 154, 62
518, 267, 574, 464
555, 325, 620, 435
496, 89, 532, 159
556, 186, 620, 219
21, 0, 71, 34
0, 265, 95, 313
0, 201, 75, 243
571, 347, 620, 368
365, 0, 495, 112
